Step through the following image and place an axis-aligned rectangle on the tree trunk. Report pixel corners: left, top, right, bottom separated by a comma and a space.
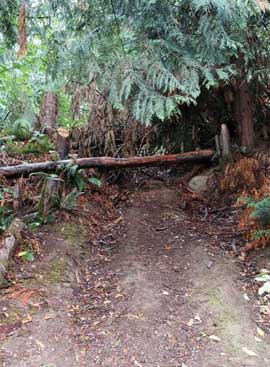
39, 92, 58, 136
234, 79, 255, 149
220, 124, 231, 157
57, 128, 70, 159
0, 150, 215, 177
17, 3, 27, 58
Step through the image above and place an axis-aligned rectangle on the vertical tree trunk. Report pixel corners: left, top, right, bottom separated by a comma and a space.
18, 3, 27, 58
220, 124, 231, 157
234, 79, 255, 149
57, 128, 70, 159
39, 92, 58, 136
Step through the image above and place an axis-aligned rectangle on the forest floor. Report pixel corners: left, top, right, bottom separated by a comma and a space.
1, 178, 270, 366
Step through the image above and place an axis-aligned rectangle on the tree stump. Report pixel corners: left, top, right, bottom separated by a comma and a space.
57, 128, 70, 159
37, 177, 61, 219
220, 124, 231, 157
0, 219, 25, 285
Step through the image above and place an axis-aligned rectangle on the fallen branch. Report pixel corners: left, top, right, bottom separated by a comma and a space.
0, 149, 215, 177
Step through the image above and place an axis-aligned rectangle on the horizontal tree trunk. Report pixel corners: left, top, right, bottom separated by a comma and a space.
0, 150, 215, 177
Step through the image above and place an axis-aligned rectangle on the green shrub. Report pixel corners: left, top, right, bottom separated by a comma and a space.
249, 197, 270, 227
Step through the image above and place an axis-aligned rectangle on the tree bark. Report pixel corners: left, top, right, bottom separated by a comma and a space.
234, 79, 255, 149
0, 150, 215, 177
0, 219, 25, 285
39, 92, 58, 136
57, 128, 70, 159
17, 3, 27, 58
220, 124, 231, 157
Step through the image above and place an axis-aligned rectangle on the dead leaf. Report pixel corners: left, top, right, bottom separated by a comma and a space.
35, 339, 45, 350
22, 314, 32, 324
126, 313, 145, 321
164, 244, 172, 251
242, 347, 257, 357
195, 314, 201, 323
6, 286, 43, 307
133, 358, 143, 367
0, 322, 21, 341
44, 313, 56, 320
209, 335, 221, 342
114, 216, 124, 224
257, 327, 265, 337
115, 293, 124, 299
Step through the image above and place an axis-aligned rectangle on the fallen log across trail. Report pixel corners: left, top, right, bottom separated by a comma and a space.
0, 149, 215, 177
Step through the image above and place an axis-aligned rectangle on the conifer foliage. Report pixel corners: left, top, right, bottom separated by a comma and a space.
53, 0, 269, 126
1, 0, 270, 147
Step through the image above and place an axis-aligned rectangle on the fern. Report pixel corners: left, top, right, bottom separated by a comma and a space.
249, 197, 270, 226
22, 133, 52, 154
12, 119, 33, 141
60, 189, 82, 211
252, 229, 270, 240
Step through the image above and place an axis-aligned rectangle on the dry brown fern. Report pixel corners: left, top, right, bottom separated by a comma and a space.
220, 157, 265, 194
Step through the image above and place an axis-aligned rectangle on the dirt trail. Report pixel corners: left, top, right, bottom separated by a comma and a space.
1, 184, 270, 366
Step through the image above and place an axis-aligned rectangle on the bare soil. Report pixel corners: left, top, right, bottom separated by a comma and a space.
1, 182, 270, 366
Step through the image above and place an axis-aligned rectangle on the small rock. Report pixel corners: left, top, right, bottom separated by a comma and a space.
188, 175, 209, 193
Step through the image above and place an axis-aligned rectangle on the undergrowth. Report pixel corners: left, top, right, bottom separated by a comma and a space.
221, 156, 270, 251
0, 187, 14, 233
3, 132, 52, 156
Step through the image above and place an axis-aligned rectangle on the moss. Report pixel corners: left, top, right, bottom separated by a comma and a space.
4, 141, 24, 156
208, 289, 238, 326
0, 259, 8, 267
54, 223, 86, 249
4, 134, 52, 156
49, 257, 67, 283
208, 289, 222, 307
22, 134, 52, 154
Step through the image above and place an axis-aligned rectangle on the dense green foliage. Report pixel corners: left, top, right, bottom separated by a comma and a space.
47, 0, 270, 123
0, 0, 18, 47
1, 0, 270, 148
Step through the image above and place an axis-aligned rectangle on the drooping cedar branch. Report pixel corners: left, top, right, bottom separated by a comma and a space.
0, 150, 215, 177
18, 3, 27, 57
